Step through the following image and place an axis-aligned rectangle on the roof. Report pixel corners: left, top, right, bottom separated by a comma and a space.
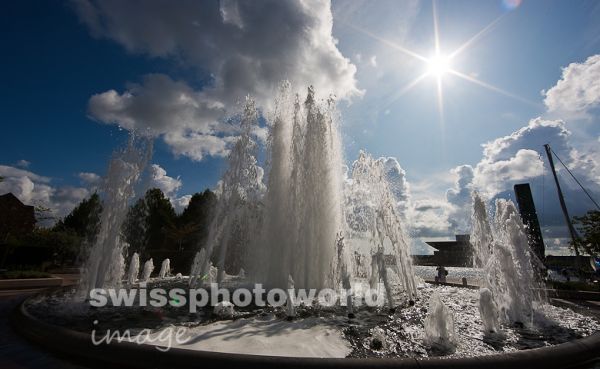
0, 192, 34, 210
425, 234, 471, 251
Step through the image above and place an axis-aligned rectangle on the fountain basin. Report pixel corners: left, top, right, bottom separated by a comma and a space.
13, 290, 600, 369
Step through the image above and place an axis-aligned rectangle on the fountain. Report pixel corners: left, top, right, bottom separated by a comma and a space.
424, 291, 458, 354
13, 87, 599, 368
126, 252, 140, 286
77, 134, 152, 298
189, 249, 207, 288
158, 258, 170, 279
251, 84, 346, 289
346, 151, 418, 306
479, 288, 501, 335
471, 192, 546, 328
141, 258, 154, 282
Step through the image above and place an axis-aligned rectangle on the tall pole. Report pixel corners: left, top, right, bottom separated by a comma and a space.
543, 144, 581, 262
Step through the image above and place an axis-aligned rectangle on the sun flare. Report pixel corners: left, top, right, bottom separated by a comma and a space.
427, 54, 451, 77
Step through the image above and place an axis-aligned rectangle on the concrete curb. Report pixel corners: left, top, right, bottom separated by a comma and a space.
426, 281, 600, 301
546, 289, 600, 301
425, 280, 480, 289
12, 297, 600, 369
0, 277, 62, 290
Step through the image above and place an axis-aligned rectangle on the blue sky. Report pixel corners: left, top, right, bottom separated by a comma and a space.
1, 0, 599, 254
0, 1, 224, 193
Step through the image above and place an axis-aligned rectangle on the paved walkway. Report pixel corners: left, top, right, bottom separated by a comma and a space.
0, 293, 89, 369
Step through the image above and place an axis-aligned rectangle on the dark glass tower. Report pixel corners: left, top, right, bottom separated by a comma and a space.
514, 183, 545, 261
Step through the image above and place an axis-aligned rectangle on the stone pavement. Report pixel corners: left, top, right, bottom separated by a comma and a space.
0, 286, 598, 369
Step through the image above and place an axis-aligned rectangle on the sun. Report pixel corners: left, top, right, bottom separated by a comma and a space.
426, 54, 451, 78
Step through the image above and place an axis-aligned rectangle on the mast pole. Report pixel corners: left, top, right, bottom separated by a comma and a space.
543, 144, 581, 264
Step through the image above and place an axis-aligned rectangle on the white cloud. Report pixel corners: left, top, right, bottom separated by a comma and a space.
0, 165, 50, 183
380, 156, 410, 206
472, 118, 571, 197
368, 55, 377, 67
0, 165, 91, 224
74, 0, 361, 161
171, 194, 192, 214
148, 164, 181, 198
543, 54, 600, 115
147, 163, 196, 213
405, 116, 600, 243
163, 130, 235, 161
441, 116, 600, 248
407, 198, 454, 238
474, 149, 544, 197
88, 74, 226, 136
78, 172, 102, 186
446, 165, 473, 208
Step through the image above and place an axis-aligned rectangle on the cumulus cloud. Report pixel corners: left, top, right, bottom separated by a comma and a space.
543, 54, 600, 115
446, 165, 473, 208
405, 116, 600, 244
163, 130, 235, 161
380, 156, 410, 207
0, 165, 91, 224
474, 149, 544, 196
402, 165, 476, 239
88, 74, 226, 136
74, 0, 360, 161
407, 198, 454, 238
473, 118, 570, 196
148, 164, 182, 198
445, 117, 600, 245
78, 172, 102, 186
147, 163, 195, 212
171, 194, 192, 213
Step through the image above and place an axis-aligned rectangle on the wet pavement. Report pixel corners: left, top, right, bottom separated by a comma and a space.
1, 287, 598, 368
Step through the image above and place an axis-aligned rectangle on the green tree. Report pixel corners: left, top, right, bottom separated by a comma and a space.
54, 193, 102, 243
165, 222, 201, 251
177, 190, 216, 252
572, 210, 600, 256
23, 228, 81, 266
122, 196, 148, 255
122, 188, 177, 257
145, 188, 176, 250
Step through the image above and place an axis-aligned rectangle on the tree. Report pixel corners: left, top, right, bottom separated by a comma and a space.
54, 193, 102, 243
572, 210, 600, 256
165, 222, 201, 251
122, 195, 148, 256
34, 203, 54, 223
122, 188, 176, 257
177, 190, 216, 252
144, 188, 177, 251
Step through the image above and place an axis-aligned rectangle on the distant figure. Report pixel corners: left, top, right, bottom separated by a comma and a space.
436, 265, 448, 283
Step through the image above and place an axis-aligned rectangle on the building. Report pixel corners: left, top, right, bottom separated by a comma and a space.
0, 192, 36, 241
514, 183, 545, 261
425, 234, 473, 267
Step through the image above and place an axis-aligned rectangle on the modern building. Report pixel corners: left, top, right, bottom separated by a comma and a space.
425, 234, 473, 267
514, 183, 545, 261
